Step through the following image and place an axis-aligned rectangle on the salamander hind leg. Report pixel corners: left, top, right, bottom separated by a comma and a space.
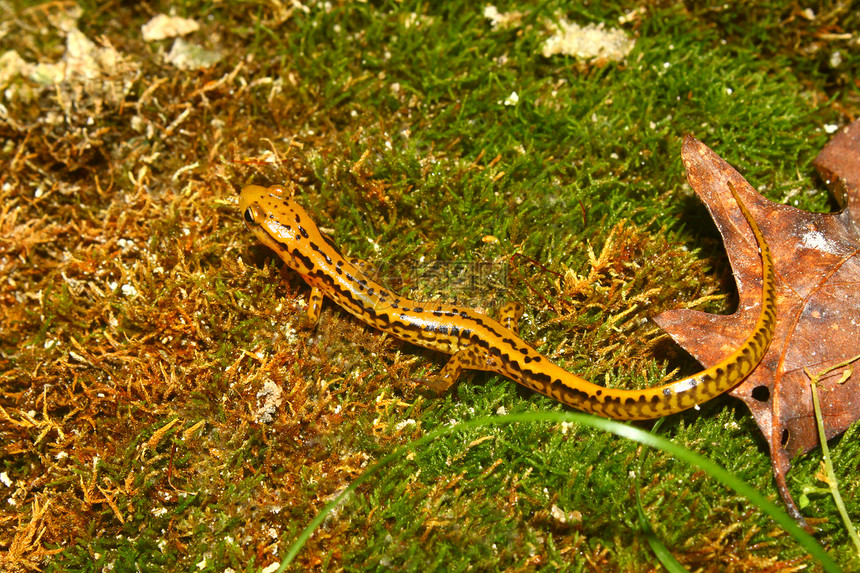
303, 287, 324, 328
499, 302, 524, 334
416, 345, 497, 395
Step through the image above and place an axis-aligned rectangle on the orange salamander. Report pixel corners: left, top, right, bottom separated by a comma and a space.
239, 182, 775, 420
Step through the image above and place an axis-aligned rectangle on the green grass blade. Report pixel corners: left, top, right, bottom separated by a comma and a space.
807, 358, 860, 559
633, 418, 689, 573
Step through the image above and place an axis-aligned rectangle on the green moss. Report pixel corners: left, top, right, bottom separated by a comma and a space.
1, 0, 857, 571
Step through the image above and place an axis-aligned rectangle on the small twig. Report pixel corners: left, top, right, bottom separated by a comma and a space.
804, 355, 860, 558
508, 252, 560, 313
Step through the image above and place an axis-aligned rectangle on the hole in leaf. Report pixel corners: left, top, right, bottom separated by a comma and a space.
751, 385, 770, 402
781, 428, 790, 446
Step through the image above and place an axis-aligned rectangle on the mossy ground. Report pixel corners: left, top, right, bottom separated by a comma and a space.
1, 1, 858, 571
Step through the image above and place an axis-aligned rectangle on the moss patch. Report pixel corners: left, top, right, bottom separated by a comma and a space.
1, 1, 858, 571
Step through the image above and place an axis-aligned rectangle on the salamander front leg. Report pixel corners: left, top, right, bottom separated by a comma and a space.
303, 287, 324, 328
416, 345, 497, 395
498, 302, 524, 334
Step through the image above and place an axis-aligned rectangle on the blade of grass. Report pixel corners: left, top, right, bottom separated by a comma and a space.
633, 418, 688, 573
275, 412, 840, 572
806, 356, 860, 559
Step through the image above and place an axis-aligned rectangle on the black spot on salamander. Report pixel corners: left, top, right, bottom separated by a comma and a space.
310, 243, 333, 265
306, 269, 369, 311
320, 233, 345, 257
294, 214, 301, 223
449, 325, 460, 337
374, 313, 391, 327
433, 324, 447, 335
413, 307, 423, 313
298, 225, 309, 238
531, 371, 552, 386
483, 326, 504, 340
433, 310, 443, 317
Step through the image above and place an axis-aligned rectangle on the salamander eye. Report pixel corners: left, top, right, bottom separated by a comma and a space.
243, 207, 257, 225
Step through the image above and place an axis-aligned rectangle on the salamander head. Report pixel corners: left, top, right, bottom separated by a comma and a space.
239, 184, 323, 275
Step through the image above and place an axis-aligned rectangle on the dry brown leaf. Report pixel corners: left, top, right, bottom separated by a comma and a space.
653, 126, 860, 524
